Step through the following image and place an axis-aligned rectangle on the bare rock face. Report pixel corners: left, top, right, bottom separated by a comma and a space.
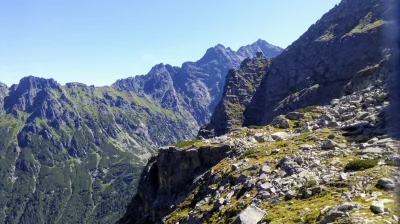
120, 145, 232, 223
0, 82, 8, 107
199, 53, 272, 138
244, 0, 396, 126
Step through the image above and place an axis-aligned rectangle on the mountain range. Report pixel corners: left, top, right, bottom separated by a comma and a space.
0, 40, 282, 223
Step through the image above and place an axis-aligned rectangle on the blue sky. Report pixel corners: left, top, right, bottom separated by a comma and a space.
0, 0, 341, 86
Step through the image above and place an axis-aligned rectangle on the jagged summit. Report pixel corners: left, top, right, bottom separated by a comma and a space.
237, 39, 284, 59
198, 44, 241, 65
0, 81, 7, 88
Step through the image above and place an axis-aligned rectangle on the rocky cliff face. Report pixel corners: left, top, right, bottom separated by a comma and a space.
120, 145, 232, 223
199, 53, 272, 138
124, 0, 399, 223
244, 0, 396, 126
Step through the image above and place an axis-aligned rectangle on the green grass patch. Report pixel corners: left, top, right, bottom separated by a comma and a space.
173, 138, 201, 148
238, 149, 256, 160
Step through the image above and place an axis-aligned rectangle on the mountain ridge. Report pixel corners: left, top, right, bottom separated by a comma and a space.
0, 39, 282, 223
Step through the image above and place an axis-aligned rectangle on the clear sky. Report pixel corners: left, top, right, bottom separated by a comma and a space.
0, 0, 341, 87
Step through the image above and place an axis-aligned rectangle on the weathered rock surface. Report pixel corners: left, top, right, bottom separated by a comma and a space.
198, 53, 272, 137
377, 178, 396, 190
231, 205, 266, 224
120, 145, 232, 223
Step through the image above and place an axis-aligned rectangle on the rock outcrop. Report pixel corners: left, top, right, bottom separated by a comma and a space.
199, 53, 272, 137
120, 145, 232, 223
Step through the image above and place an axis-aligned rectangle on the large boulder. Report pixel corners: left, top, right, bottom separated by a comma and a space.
377, 178, 396, 190
271, 132, 291, 140
285, 112, 305, 120
231, 205, 266, 224
271, 116, 290, 129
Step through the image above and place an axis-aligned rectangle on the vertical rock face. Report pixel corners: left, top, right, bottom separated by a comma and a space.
244, 0, 396, 126
0, 82, 8, 107
199, 53, 272, 137
120, 145, 232, 224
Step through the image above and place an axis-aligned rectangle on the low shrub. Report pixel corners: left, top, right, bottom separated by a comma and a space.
385, 160, 400, 167
344, 159, 378, 172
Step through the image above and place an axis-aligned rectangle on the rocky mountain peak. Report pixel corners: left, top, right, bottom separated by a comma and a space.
198, 44, 242, 65
237, 39, 283, 59
4, 76, 63, 112
16, 76, 61, 92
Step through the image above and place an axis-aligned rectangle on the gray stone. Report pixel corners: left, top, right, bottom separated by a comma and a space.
319, 114, 335, 122
321, 140, 337, 150
285, 190, 296, 200
261, 191, 271, 199
341, 113, 353, 121
270, 148, 280, 154
285, 112, 305, 120
377, 178, 396, 190
320, 203, 361, 224
259, 173, 267, 180
260, 182, 272, 190
251, 198, 262, 205
254, 133, 274, 143
361, 147, 383, 154
261, 165, 272, 174
301, 189, 313, 199
271, 116, 290, 129
271, 132, 290, 140
299, 144, 313, 151
370, 200, 385, 213
328, 121, 340, 128
340, 173, 348, 180
356, 112, 370, 120
365, 115, 376, 122
331, 99, 340, 105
